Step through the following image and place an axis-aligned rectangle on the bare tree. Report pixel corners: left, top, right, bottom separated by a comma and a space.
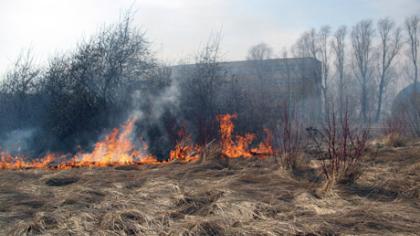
39, 12, 155, 150
179, 33, 226, 144
318, 26, 331, 115
1, 50, 40, 127
351, 20, 375, 123
292, 29, 317, 58
405, 16, 419, 90
282, 50, 292, 114
247, 43, 273, 61
375, 18, 401, 122
246, 43, 274, 128
2, 51, 39, 97
331, 26, 347, 120
293, 27, 332, 117
98, 11, 154, 115
246, 43, 274, 80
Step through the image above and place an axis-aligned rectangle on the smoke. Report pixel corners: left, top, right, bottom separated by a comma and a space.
131, 78, 180, 121
0, 128, 37, 155
128, 75, 182, 159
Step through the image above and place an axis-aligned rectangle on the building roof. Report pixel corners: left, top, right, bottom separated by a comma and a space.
392, 83, 420, 112
171, 57, 321, 82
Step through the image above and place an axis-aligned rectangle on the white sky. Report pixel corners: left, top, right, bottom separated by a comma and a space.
0, 0, 419, 73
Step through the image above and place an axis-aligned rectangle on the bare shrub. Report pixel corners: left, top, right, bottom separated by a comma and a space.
310, 107, 369, 192
276, 104, 304, 170
383, 115, 407, 147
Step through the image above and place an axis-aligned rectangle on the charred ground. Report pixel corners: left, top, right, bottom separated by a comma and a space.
0, 139, 419, 236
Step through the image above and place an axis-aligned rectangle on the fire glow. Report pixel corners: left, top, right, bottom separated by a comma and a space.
0, 114, 274, 170
218, 114, 274, 158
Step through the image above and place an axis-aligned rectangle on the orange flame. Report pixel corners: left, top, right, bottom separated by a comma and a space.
0, 117, 161, 170
217, 114, 254, 158
250, 128, 274, 156
63, 117, 160, 168
71, 118, 138, 167
169, 128, 201, 163
217, 114, 274, 158
1, 114, 274, 170
0, 152, 56, 170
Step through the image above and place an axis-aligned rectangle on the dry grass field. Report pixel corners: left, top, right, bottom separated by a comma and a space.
0, 140, 419, 236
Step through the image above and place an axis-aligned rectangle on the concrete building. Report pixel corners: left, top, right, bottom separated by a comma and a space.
172, 57, 323, 124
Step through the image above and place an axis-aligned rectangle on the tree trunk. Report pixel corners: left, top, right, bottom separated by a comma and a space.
361, 79, 368, 123
375, 80, 385, 122
339, 77, 344, 122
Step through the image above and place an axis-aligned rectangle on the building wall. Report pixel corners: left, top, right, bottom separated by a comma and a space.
172, 57, 323, 125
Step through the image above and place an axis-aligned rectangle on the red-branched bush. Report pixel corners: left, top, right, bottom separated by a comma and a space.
309, 107, 369, 191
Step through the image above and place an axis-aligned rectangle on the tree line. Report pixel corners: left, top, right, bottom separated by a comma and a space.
0, 14, 419, 158
249, 16, 419, 125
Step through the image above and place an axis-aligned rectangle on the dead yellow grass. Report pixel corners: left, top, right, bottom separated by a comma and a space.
0, 141, 419, 235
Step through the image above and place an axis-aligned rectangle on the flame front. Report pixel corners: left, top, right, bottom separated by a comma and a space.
0, 118, 159, 170
63, 117, 161, 168
0, 114, 274, 170
0, 152, 55, 170
71, 118, 139, 167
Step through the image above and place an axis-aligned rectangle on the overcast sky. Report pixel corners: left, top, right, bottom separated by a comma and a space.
0, 0, 419, 73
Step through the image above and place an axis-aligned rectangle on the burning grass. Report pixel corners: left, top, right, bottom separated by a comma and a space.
0, 114, 275, 170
